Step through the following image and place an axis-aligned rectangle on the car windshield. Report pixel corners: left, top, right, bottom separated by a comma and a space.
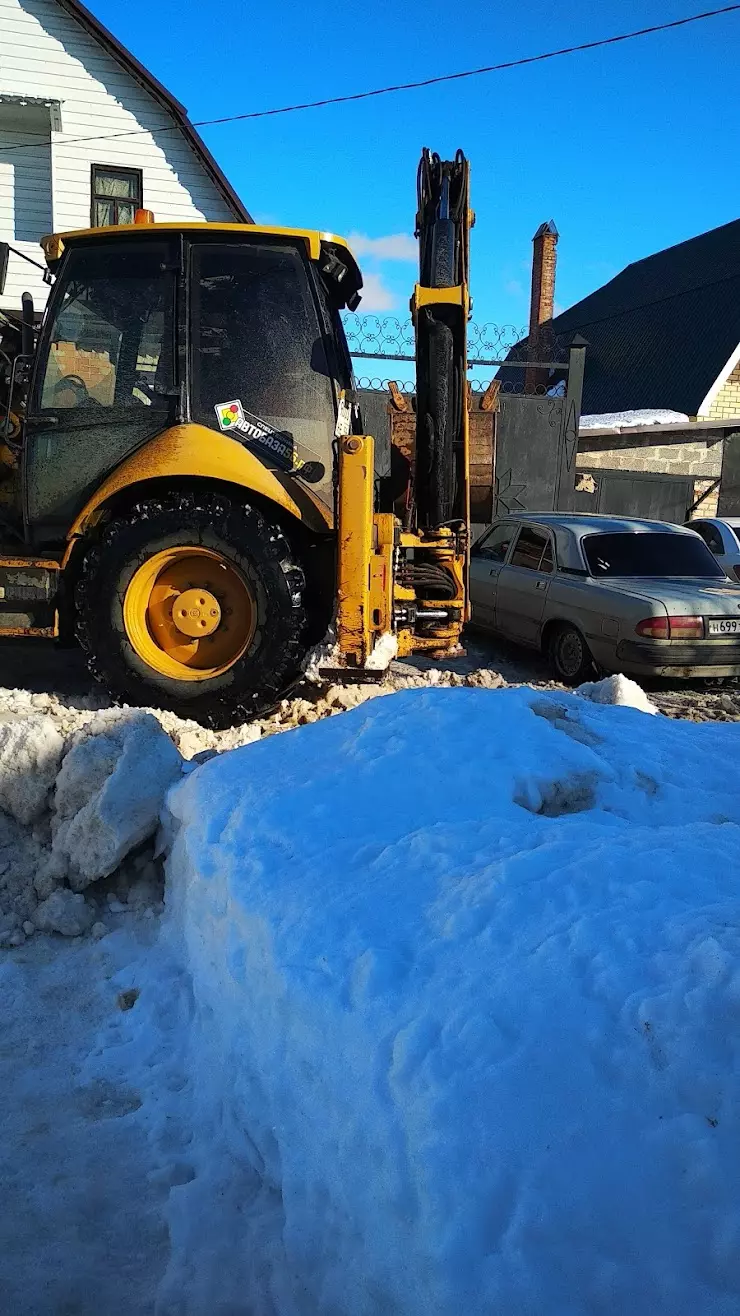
730, 525, 740, 550
583, 532, 725, 579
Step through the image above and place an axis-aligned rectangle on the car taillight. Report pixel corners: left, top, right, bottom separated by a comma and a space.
636, 616, 704, 639
669, 615, 704, 638
636, 617, 670, 639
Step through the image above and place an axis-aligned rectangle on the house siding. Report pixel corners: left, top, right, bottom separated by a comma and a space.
0, 0, 237, 309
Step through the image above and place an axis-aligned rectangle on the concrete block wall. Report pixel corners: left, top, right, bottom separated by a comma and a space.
576, 427, 724, 517
576, 428, 723, 479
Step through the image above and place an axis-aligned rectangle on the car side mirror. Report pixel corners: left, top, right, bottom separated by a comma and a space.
0, 242, 8, 298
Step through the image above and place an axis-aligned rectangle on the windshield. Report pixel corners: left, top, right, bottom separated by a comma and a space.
583, 532, 725, 579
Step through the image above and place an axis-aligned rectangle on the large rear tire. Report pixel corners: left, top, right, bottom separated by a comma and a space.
75, 491, 307, 726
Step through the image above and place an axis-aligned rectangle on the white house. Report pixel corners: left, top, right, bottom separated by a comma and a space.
0, 0, 251, 312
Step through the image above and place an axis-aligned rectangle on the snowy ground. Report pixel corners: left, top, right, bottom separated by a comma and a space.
1, 667, 740, 1313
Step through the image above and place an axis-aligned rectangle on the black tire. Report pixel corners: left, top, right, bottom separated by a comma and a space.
75, 490, 308, 727
547, 623, 595, 686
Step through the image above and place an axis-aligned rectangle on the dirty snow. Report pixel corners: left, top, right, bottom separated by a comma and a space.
580, 408, 690, 430
0, 710, 181, 943
52, 716, 181, 889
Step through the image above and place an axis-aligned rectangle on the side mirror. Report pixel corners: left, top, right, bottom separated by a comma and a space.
0, 242, 8, 298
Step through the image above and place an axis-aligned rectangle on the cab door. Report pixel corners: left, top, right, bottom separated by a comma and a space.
495, 523, 554, 644
24, 239, 177, 543
468, 522, 517, 629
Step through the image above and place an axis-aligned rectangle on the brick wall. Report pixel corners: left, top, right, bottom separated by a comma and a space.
707, 361, 740, 421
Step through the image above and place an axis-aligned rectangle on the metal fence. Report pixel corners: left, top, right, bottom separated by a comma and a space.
343, 314, 571, 395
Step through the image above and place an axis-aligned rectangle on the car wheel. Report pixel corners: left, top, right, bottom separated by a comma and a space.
547, 624, 594, 685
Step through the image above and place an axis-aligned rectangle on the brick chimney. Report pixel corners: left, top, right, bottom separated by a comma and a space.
525, 220, 558, 392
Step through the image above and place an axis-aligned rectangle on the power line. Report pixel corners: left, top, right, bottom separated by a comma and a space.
3, 3, 739, 153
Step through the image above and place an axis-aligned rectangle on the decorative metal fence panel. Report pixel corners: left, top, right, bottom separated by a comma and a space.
342, 314, 571, 395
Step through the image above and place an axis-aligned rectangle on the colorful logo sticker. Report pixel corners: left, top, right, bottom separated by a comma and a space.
215, 400, 244, 430
213, 398, 325, 485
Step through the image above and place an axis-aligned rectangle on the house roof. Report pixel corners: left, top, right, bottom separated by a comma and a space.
56, 0, 252, 223
501, 217, 740, 416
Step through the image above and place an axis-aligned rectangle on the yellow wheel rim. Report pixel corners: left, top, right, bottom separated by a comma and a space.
123, 547, 256, 682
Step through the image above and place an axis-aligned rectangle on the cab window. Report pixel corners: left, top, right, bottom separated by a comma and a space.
35, 244, 174, 412
189, 242, 335, 466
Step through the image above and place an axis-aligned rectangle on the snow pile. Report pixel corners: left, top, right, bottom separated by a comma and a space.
0, 711, 182, 945
580, 408, 690, 431
577, 671, 658, 714
0, 714, 64, 823
158, 685, 740, 1314
52, 717, 181, 888
365, 630, 399, 670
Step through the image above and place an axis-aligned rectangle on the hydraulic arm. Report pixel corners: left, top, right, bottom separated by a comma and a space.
335, 148, 472, 669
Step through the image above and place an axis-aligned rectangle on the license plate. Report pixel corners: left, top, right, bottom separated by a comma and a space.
707, 618, 740, 635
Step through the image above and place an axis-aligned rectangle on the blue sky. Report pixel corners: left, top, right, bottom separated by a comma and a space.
97, 0, 738, 328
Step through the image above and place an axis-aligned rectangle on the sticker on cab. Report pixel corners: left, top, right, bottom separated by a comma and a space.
214, 399, 324, 484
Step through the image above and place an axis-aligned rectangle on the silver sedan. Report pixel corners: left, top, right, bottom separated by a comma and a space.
469, 513, 740, 683
688, 516, 740, 583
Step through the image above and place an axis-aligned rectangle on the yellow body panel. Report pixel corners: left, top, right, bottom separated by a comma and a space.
42, 223, 355, 266
412, 284, 468, 310
65, 423, 332, 557
336, 435, 375, 666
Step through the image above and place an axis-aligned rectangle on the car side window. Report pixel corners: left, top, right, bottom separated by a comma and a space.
693, 523, 724, 555
474, 523, 515, 563
509, 525, 552, 572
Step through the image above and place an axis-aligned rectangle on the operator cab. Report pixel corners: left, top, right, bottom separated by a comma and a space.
1, 219, 362, 547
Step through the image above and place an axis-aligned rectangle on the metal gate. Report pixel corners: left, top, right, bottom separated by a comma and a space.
345, 315, 586, 527
575, 468, 693, 522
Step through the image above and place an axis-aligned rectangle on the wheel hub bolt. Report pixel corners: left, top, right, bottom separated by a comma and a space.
172, 587, 222, 638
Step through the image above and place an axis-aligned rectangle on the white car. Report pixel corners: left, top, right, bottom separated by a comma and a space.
687, 518, 740, 583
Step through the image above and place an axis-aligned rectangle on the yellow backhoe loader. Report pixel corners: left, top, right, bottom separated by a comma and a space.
0, 149, 472, 725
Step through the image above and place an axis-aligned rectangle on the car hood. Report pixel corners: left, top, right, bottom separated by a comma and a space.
598, 576, 740, 615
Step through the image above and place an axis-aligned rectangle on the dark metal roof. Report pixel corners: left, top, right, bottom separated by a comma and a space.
501, 218, 740, 415
56, 0, 252, 223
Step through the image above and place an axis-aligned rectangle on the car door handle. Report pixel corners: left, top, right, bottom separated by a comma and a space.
535, 579, 547, 590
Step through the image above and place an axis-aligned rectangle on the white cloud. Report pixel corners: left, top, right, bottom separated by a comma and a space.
505, 278, 525, 297
346, 232, 417, 262
358, 271, 398, 312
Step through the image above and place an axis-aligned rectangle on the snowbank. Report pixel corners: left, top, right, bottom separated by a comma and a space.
160, 685, 740, 1314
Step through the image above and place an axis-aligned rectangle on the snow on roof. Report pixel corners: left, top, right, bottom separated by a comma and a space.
580, 408, 690, 431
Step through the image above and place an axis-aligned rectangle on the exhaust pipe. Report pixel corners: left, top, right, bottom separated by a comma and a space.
21, 292, 34, 358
